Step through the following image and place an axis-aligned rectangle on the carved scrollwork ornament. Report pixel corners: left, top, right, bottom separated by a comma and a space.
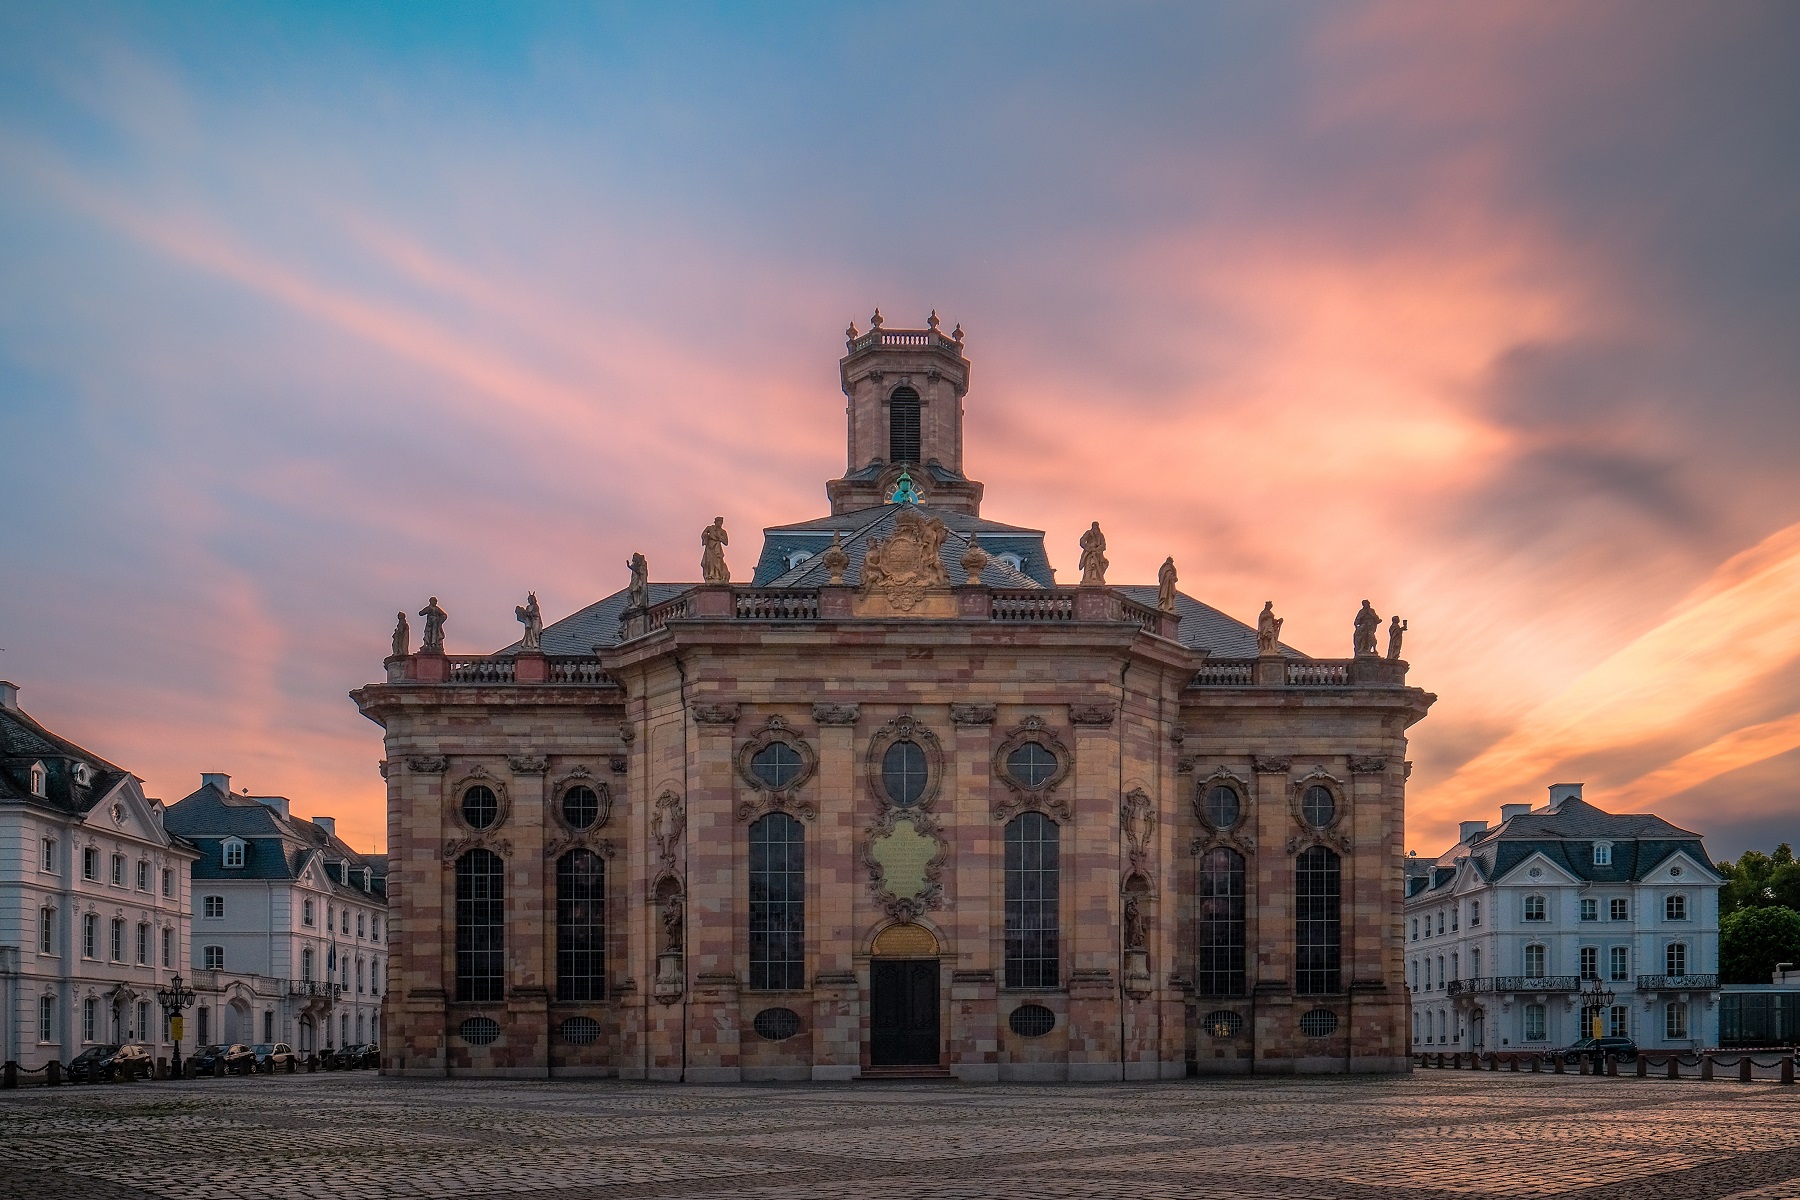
1176, 756, 1195, 775
651, 790, 685, 881
609, 755, 628, 774
991, 716, 1073, 823
1348, 755, 1388, 774
544, 835, 617, 861
551, 768, 612, 833
1068, 702, 1116, 726
862, 806, 948, 921
508, 754, 548, 775
812, 703, 860, 726
1252, 755, 1291, 774
864, 714, 945, 811
442, 835, 512, 862
1191, 830, 1257, 857
950, 703, 997, 726
692, 703, 740, 726
734, 716, 819, 824
1193, 766, 1254, 831
1287, 766, 1351, 854
407, 756, 449, 774
1121, 788, 1157, 885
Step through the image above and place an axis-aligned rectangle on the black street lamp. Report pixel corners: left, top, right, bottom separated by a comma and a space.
1580, 977, 1616, 1041
156, 973, 197, 1077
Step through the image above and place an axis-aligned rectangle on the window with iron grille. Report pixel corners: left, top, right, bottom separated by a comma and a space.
1005, 812, 1060, 988
1195, 847, 1245, 996
455, 849, 505, 1002
1295, 846, 1341, 995
556, 849, 606, 1001
888, 386, 921, 463
749, 814, 805, 990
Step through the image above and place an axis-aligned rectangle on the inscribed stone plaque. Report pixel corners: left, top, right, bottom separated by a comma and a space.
870, 815, 935, 901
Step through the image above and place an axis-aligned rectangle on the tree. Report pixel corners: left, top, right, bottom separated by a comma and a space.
1716, 843, 1800, 919
1719, 906, 1800, 985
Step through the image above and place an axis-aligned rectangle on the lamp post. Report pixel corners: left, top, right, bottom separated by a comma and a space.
156, 973, 197, 1078
1580, 977, 1616, 1043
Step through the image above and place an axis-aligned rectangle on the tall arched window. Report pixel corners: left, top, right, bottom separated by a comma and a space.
1005, 812, 1060, 988
748, 814, 805, 990
1195, 847, 1246, 996
1295, 846, 1341, 995
888, 386, 921, 464
455, 849, 505, 1002
556, 849, 606, 1001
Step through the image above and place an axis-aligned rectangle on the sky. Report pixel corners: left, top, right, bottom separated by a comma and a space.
2, 2, 1797, 859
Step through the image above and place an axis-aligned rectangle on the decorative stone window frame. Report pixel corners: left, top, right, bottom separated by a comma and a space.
449, 765, 509, 835
1285, 767, 1350, 854
550, 766, 613, 834
735, 716, 819, 822
865, 714, 945, 812
863, 805, 949, 921
991, 716, 1071, 823
1193, 767, 1252, 835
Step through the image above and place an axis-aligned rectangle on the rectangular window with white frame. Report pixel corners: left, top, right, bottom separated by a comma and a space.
1666, 942, 1687, 976
83, 998, 97, 1042
39, 907, 55, 954
162, 868, 173, 898
1524, 943, 1547, 976
1609, 946, 1629, 981
1665, 894, 1688, 921
1524, 1003, 1547, 1041
137, 860, 149, 890
1470, 900, 1480, 927
111, 854, 124, 885
39, 994, 55, 1043
137, 922, 149, 964
83, 847, 98, 880
1580, 946, 1598, 980
82, 913, 97, 958
110, 918, 123, 961
1610, 897, 1628, 921
161, 926, 172, 968
1666, 1001, 1689, 1039
42, 838, 57, 872
203, 944, 224, 970
1580, 898, 1597, 921
1609, 1005, 1629, 1038
1524, 895, 1547, 922
203, 895, 224, 918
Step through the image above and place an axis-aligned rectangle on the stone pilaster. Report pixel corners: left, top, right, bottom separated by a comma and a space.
950, 704, 998, 1080
684, 706, 740, 1081
811, 709, 859, 1080
1066, 711, 1121, 1081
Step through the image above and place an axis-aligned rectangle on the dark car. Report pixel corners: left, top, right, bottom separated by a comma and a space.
66, 1044, 121, 1082
101, 1044, 155, 1080
191, 1043, 256, 1075
327, 1042, 377, 1070
251, 1043, 298, 1073
1563, 1036, 1638, 1064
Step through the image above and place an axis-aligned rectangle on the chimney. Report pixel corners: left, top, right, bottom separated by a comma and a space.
313, 816, 337, 838
201, 772, 231, 796
1459, 820, 1489, 843
1547, 783, 1583, 811
254, 795, 291, 820
1500, 803, 1532, 823
0, 681, 17, 711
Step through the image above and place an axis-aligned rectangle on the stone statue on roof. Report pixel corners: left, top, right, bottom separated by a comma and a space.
1257, 601, 1283, 657
1387, 615, 1408, 661
626, 553, 649, 610
1353, 600, 1382, 657
390, 611, 409, 658
701, 517, 731, 584
515, 592, 542, 652
1078, 522, 1108, 586
419, 597, 447, 654
1158, 557, 1178, 613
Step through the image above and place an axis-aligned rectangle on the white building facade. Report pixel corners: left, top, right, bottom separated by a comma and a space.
163, 775, 387, 1054
0, 682, 199, 1070
1406, 784, 1722, 1055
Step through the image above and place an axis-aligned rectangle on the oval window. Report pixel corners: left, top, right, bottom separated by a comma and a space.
1301, 785, 1335, 829
751, 742, 804, 790
559, 1016, 600, 1046
752, 1007, 802, 1041
561, 786, 600, 830
1299, 1008, 1339, 1038
1202, 1010, 1244, 1038
1203, 785, 1241, 830
881, 740, 928, 807
459, 1016, 501, 1046
461, 786, 499, 830
1008, 1004, 1056, 1038
1006, 743, 1058, 790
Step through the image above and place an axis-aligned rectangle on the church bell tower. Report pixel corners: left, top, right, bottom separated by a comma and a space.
827, 309, 984, 516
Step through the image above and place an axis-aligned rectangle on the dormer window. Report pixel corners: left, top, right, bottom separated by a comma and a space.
362, 867, 372, 891
996, 552, 1024, 572
72, 761, 92, 787
29, 762, 46, 797
339, 860, 350, 886
222, 838, 245, 869
785, 550, 814, 570
1593, 842, 1612, 866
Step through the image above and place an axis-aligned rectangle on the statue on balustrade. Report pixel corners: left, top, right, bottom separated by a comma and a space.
1353, 600, 1382, 657
1257, 601, 1283, 656
515, 592, 543, 652
701, 517, 731, 584
390, 611, 409, 659
1387, 615, 1408, 661
626, 552, 650, 609
1157, 557, 1178, 613
418, 597, 447, 654
1078, 522, 1109, 586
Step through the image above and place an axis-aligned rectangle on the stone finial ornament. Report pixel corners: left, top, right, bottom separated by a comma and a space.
821, 531, 850, 585
1078, 522, 1109, 586
418, 597, 447, 653
701, 517, 731, 584
391, 611, 410, 658
927, 309, 940, 330
514, 591, 543, 652
1157, 557, 1178, 613
1353, 600, 1382, 657
870, 307, 884, 330
626, 552, 649, 609
1387, 615, 1408, 661
845, 319, 859, 342
1256, 601, 1283, 657
952, 323, 964, 346
961, 533, 990, 583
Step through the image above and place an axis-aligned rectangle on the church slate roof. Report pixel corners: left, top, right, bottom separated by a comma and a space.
0, 700, 138, 816
522, 583, 695, 655
753, 503, 1054, 588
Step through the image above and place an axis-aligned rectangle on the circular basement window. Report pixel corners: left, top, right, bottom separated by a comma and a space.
753, 1007, 802, 1041
1202, 1010, 1244, 1038
1299, 1008, 1339, 1038
1009, 1004, 1056, 1038
461, 785, 499, 830
559, 1017, 601, 1046
459, 1017, 501, 1046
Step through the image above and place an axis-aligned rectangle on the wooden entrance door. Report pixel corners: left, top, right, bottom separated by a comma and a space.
870, 959, 940, 1066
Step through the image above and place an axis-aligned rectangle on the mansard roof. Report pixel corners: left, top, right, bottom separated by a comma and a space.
0, 700, 136, 815
525, 582, 694, 655
165, 783, 387, 901
754, 502, 1047, 589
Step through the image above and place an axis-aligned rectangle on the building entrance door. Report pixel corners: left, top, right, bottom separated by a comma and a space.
870, 959, 940, 1066
1471, 1008, 1485, 1048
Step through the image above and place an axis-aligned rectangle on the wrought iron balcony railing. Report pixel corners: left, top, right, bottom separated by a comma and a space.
1637, 974, 1720, 990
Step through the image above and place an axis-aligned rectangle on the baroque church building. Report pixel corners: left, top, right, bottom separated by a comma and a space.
354, 314, 1435, 1080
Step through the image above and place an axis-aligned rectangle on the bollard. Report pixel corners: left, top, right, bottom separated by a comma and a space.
1668, 1057, 1679, 1080
1783, 1055, 1794, 1086
1702, 1054, 1714, 1081
1510, 1055, 1519, 1072
47, 1060, 61, 1087
1452, 1053, 1462, 1069
1636, 1055, 1648, 1078
1606, 1053, 1618, 1077
1739, 1057, 1753, 1083
1436, 1053, 1445, 1069
1553, 1055, 1563, 1074
286, 1056, 297, 1074
307, 1054, 317, 1073
1578, 1055, 1589, 1076
1488, 1054, 1498, 1072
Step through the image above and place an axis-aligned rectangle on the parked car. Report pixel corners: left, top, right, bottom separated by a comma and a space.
101, 1044, 155, 1080
190, 1043, 256, 1075
327, 1042, 377, 1070
251, 1043, 298, 1073
66, 1044, 121, 1082
1563, 1036, 1638, 1064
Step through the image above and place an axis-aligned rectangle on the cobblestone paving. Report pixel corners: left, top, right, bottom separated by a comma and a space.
2, 1073, 1798, 1199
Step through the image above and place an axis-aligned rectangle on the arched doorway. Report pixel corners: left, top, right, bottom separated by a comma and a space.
1470, 1007, 1485, 1049
869, 923, 940, 1068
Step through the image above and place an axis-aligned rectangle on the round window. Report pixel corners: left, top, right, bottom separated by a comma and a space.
558, 1017, 600, 1046
561, 786, 600, 830
1009, 1004, 1056, 1038
459, 1017, 501, 1046
1203, 785, 1241, 830
461, 786, 499, 830
751, 742, 804, 790
881, 740, 928, 807
1202, 1010, 1244, 1038
1006, 743, 1058, 790
753, 1007, 802, 1041
1300, 785, 1335, 829
1299, 1008, 1339, 1038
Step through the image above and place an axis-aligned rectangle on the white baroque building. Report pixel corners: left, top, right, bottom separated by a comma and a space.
0, 682, 199, 1070
1406, 784, 1722, 1055
162, 775, 388, 1054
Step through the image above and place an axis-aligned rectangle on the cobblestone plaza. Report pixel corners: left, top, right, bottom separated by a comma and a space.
4, 1074, 1798, 1199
